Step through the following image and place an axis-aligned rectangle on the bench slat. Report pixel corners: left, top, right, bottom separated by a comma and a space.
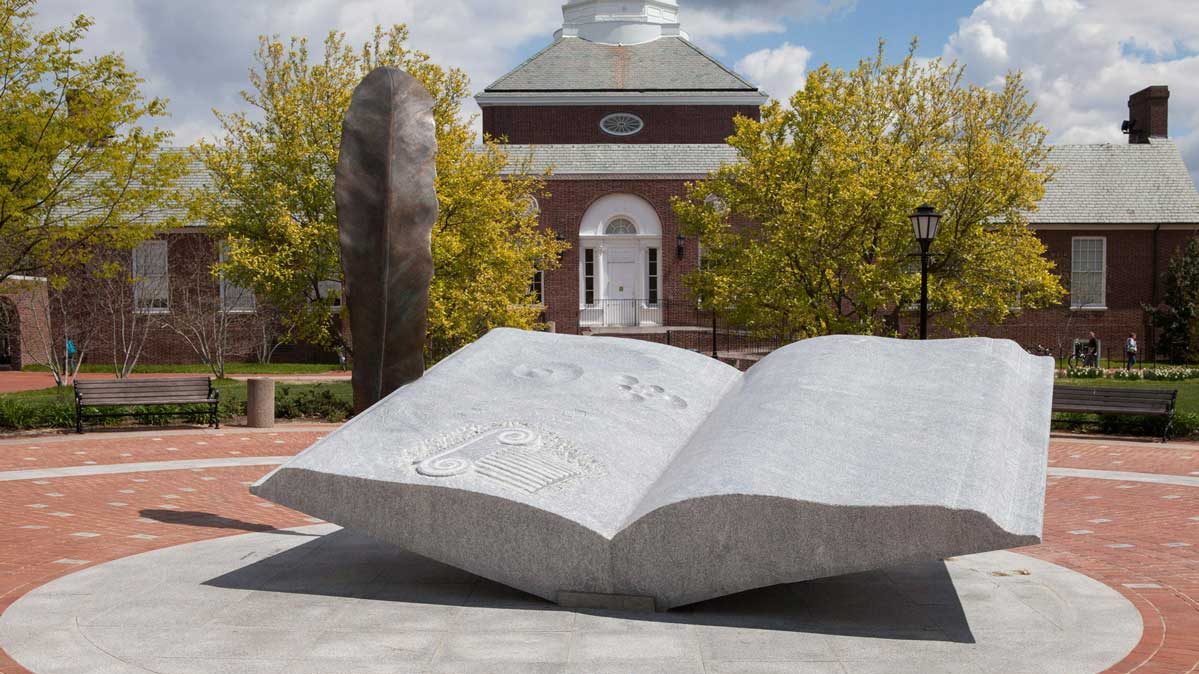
82, 393, 215, 402
76, 378, 213, 405
1051, 384, 1177, 443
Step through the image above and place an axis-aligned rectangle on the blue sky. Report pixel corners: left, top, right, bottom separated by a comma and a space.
694, 0, 975, 73
28, 0, 1199, 185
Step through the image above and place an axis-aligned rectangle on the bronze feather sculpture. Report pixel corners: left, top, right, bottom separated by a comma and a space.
335, 67, 438, 413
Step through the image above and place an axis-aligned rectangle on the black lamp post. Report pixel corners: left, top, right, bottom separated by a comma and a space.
910, 204, 942, 340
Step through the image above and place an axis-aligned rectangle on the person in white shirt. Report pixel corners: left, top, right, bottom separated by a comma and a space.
1125, 333, 1138, 370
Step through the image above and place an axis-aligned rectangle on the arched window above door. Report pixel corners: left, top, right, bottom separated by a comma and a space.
579, 194, 661, 238
605, 218, 637, 235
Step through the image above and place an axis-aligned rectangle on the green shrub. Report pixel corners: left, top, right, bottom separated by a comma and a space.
0, 395, 75, 430
1111, 370, 1143, 381
1065, 367, 1105, 379
275, 385, 351, 423
1053, 411, 1194, 438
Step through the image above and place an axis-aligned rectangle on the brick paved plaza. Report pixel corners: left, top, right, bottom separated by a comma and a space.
0, 427, 1194, 673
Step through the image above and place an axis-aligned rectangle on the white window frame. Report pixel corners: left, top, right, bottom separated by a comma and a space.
1070, 236, 1107, 310
218, 246, 256, 314
530, 270, 545, 305
132, 240, 169, 314
599, 113, 644, 137
646, 247, 659, 306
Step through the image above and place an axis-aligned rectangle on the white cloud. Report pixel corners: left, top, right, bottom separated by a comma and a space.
30, 0, 562, 144
26, 0, 834, 145
944, 0, 1199, 185
736, 43, 812, 102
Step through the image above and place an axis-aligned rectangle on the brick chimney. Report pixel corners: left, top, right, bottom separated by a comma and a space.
1125, 85, 1169, 144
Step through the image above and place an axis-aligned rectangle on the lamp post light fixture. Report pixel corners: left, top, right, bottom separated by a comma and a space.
676, 234, 686, 258
910, 204, 942, 340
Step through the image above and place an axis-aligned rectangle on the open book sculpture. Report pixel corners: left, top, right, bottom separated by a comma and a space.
253, 329, 1053, 610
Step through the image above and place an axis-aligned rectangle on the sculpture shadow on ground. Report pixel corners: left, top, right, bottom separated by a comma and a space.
138, 509, 319, 537
203, 528, 976, 643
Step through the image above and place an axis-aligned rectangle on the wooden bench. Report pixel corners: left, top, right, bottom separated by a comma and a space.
74, 377, 220, 433
1052, 385, 1177, 441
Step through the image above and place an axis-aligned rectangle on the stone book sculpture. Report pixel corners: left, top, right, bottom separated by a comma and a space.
253, 329, 1053, 610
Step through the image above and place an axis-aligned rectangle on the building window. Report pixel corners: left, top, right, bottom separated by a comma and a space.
600, 113, 644, 137
520, 195, 539, 218
530, 270, 544, 304
219, 246, 256, 313
605, 218, 637, 235
132, 240, 169, 313
317, 280, 343, 308
1071, 237, 1106, 309
647, 248, 659, 305
583, 248, 595, 305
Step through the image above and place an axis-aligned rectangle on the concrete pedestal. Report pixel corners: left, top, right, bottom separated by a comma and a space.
247, 378, 275, 428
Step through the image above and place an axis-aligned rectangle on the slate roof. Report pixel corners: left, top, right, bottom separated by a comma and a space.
500, 144, 740, 177
85, 140, 1198, 226
479, 37, 763, 98
50, 153, 210, 228
1032, 139, 1199, 224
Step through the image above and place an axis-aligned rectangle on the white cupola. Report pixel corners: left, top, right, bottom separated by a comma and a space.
556, 0, 688, 45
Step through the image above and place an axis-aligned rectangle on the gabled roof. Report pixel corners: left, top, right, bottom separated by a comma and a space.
499, 144, 739, 178
49, 153, 209, 228
477, 37, 766, 104
1032, 140, 1199, 224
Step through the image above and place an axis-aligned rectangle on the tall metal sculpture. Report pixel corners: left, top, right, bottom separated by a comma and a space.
335, 67, 438, 413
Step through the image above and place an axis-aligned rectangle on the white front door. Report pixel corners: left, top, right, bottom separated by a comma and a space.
604, 248, 638, 325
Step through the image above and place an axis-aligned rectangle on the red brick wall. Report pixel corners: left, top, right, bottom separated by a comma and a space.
483, 105, 760, 145
971, 227, 1199, 361
536, 179, 701, 333
60, 232, 270, 368
1127, 86, 1169, 143
0, 279, 51, 370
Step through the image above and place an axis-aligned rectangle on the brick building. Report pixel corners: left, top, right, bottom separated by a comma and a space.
24, 0, 1199, 369
974, 86, 1199, 362
480, 0, 764, 336
484, 4, 1199, 362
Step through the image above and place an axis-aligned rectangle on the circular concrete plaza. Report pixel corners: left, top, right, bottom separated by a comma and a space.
0, 427, 1196, 673
0, 524, 1141, 674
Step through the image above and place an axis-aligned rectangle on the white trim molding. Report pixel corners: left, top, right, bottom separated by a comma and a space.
475, 93, 768, 107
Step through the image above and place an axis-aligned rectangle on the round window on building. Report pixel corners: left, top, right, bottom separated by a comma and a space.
705, 194, 728, 214
519, 195, 540, 218
600, 113, 644, 137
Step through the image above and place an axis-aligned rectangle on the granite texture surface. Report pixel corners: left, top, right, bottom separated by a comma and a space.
253, 329, 1053, 609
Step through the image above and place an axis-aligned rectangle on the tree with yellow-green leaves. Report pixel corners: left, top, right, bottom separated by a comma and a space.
674, 44, 1065, 339
193, 26, 565, 361
0, 0, 185, 283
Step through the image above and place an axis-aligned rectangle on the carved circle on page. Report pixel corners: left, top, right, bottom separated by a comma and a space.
414, 454, 472, 478
614, 375, 688, 409
497, 427, 538, 446
512, 363, 584, 384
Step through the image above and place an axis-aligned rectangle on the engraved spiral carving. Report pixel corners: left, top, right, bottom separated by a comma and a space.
497, 428, 538, 446
415, 453, 473, 478
413, 425, 578, 493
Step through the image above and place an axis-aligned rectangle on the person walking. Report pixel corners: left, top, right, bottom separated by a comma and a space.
1126, 332, 1138, 370
1087, 331, 1099, 368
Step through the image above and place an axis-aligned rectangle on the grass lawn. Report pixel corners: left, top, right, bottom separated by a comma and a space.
0, 379, 354, 430
22, 362, 341, 375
